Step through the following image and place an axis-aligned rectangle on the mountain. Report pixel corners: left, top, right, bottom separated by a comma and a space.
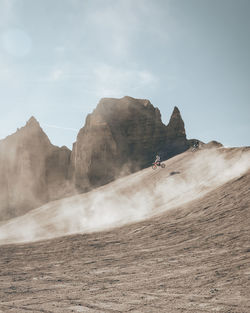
0, 96, 196, 221
70, 96, 189, 191
0, 117, 72, 221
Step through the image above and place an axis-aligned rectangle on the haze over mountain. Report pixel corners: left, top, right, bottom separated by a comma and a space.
0, 117, 72, 221
0, 96, 192, 221
1, 146, 249, 244
70, 96, 189, 192
1, 98, 249, 312
1, 1, 249, 311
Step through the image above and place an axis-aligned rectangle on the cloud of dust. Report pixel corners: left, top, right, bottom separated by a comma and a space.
0, 147, 249, 244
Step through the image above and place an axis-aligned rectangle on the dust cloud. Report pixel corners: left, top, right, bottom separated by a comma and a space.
0, 147, 249, 244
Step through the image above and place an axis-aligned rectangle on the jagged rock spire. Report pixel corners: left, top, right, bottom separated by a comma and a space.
26, 116, 40, 128
167, 106, 186, 137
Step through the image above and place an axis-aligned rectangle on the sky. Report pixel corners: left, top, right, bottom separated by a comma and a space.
0, 0, 249, 149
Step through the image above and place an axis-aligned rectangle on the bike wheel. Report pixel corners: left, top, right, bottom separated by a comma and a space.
161, 163, 165, 168
152, 165, 157, 170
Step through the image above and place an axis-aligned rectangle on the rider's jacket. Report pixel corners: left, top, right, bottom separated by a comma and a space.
155, 156, 160, 162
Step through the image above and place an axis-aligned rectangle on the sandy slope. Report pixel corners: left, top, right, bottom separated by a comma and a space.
0, 147, 249, 244
0, 147, 249, 312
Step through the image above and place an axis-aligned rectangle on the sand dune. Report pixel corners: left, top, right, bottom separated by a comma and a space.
0, 147, 249, 312
0, 147, 249, 244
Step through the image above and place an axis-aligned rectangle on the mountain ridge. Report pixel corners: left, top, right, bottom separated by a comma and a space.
0, 96, 203, 221
70, 96, 189, 191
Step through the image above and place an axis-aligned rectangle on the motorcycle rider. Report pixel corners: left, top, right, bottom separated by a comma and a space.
193, 140, 199, 150
155, 154, 161, 165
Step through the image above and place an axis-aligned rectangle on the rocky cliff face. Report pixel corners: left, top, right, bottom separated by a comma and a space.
70, 96, 189, 191
163, 106, 189, 158
0, 117, 72, 221
0, 96, 190, 221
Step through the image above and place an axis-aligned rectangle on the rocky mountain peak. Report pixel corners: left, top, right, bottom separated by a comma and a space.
0, 116, 72, 221
169, 106, 182, 121
97, 96, 155, 110
0, 97, 192, 221
70, 97, 189, 192
172, 106, 180, 114
25, 116, 40, 128
167, 106, 186, 137
93, 96, 162, 128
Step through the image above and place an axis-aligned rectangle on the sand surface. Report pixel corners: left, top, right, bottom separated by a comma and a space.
0, 148, 249, 312
0, 147, 249, 244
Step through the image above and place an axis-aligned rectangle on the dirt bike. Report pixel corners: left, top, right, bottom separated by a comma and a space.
191, 141, 200, 152
152, 161, 166, 170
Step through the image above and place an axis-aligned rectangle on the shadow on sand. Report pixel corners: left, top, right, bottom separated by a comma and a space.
169, 171, 181, 176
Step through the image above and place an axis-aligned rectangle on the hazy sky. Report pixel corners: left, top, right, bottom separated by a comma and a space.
0, 0, 249, 148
